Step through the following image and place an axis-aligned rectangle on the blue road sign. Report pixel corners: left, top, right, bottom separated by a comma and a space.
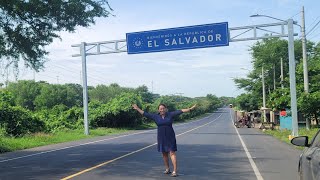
126, 22, 229, 54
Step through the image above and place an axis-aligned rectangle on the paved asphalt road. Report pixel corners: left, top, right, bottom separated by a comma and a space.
0, 108, 302, 180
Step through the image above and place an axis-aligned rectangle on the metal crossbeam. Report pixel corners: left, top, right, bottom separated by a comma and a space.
229, 22, 298, 42
72, 40, 126, 57
71, 22, 297, 57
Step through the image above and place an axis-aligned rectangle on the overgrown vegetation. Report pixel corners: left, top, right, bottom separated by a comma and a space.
233, 38, 320, 125
0, 81, 231, 153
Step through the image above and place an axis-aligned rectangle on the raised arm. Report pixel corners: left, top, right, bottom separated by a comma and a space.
181, 104, 197, 113
132, 104, 144, 115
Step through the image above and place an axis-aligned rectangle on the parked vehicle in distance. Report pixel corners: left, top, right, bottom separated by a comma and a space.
229, 104, 233, 108
291, 130, 320, 180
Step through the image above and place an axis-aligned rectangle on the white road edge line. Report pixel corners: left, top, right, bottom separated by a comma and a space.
230, 110, 264, 180
0, 113, 217, 163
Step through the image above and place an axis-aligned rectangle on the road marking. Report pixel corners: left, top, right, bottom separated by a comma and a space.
176, 114, 221, 137
60, 143, 158, 180
61, 114, 222, 180
0, 113, 216, 163
230, 110, 264, 180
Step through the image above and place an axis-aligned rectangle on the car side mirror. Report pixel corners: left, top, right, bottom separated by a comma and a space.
291, 136, 309, 147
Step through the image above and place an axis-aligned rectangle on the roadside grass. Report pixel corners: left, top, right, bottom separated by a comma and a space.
0, 128, 129, 153
0, 113, 213, 154
263, 127, 319, 148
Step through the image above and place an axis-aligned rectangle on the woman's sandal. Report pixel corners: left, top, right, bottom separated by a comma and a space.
171, 172, 178, 177
163, 169, 171, 174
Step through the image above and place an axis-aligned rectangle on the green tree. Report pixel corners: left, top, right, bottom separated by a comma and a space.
6, 80, 43, 110
296, 43, 320, 124
219, 96, 235, 106
36, 105, 83, 132
34, 83, 66, 109
206, 94, 221, 112
235, 93, 259, 111
89, 92, 143, 127
234, 38, 315, 112
151, 96, 177, 113
267, 88, 290, 111
64, 83, 83, 107
89, 84, 109, 103
135, 85, 154, 103
0, 0, 113, 70
298, 92, 320, 125
0, 102, 45, 136
89, 83, 132, 103
0, 89, 14, 106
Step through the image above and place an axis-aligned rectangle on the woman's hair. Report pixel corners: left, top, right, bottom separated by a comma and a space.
158, 103, 167, 109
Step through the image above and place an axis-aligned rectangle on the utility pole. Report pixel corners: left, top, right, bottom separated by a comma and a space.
301, 6, 310, 130
81, 42, 89, 135
273, 64, 276, 90
5, 68, 9, 87
301, 6, 309, 93
280, 58, 284, 89
262, 67, 267, 123
151, 80, 154, 93
80, 71, 82, 85
288, 19, 299, 137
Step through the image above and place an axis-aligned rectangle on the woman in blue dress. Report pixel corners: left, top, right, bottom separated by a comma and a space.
132, 103, 196, 177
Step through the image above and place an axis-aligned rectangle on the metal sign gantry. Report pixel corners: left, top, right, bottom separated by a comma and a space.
72, 20, 299, 136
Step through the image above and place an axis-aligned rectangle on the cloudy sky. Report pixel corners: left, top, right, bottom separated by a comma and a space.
3, 0, 320, 98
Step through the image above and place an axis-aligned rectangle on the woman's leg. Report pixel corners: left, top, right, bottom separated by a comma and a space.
169, 151, 177, 173
162, 152, 170, 170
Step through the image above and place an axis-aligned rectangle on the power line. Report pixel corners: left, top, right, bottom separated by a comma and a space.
46, 63, 110, 85
2, 60, 116, 87
60, 61, 111, 81
308, 31, 320, 41
306, 19, 320, 36
61, 58, 121, 85
50, 64, 80, 73
306, 16, 320, 30
43, 64, 80, 81
35, 73, 57, 80
51, 62, 111, 81
288, 11, 301, 19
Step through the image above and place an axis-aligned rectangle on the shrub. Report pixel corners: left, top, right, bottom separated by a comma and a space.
0, 103, 45, 136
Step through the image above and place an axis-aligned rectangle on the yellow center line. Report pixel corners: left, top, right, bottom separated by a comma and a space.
61, 143, 156, 180
61, 114, 222, 180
